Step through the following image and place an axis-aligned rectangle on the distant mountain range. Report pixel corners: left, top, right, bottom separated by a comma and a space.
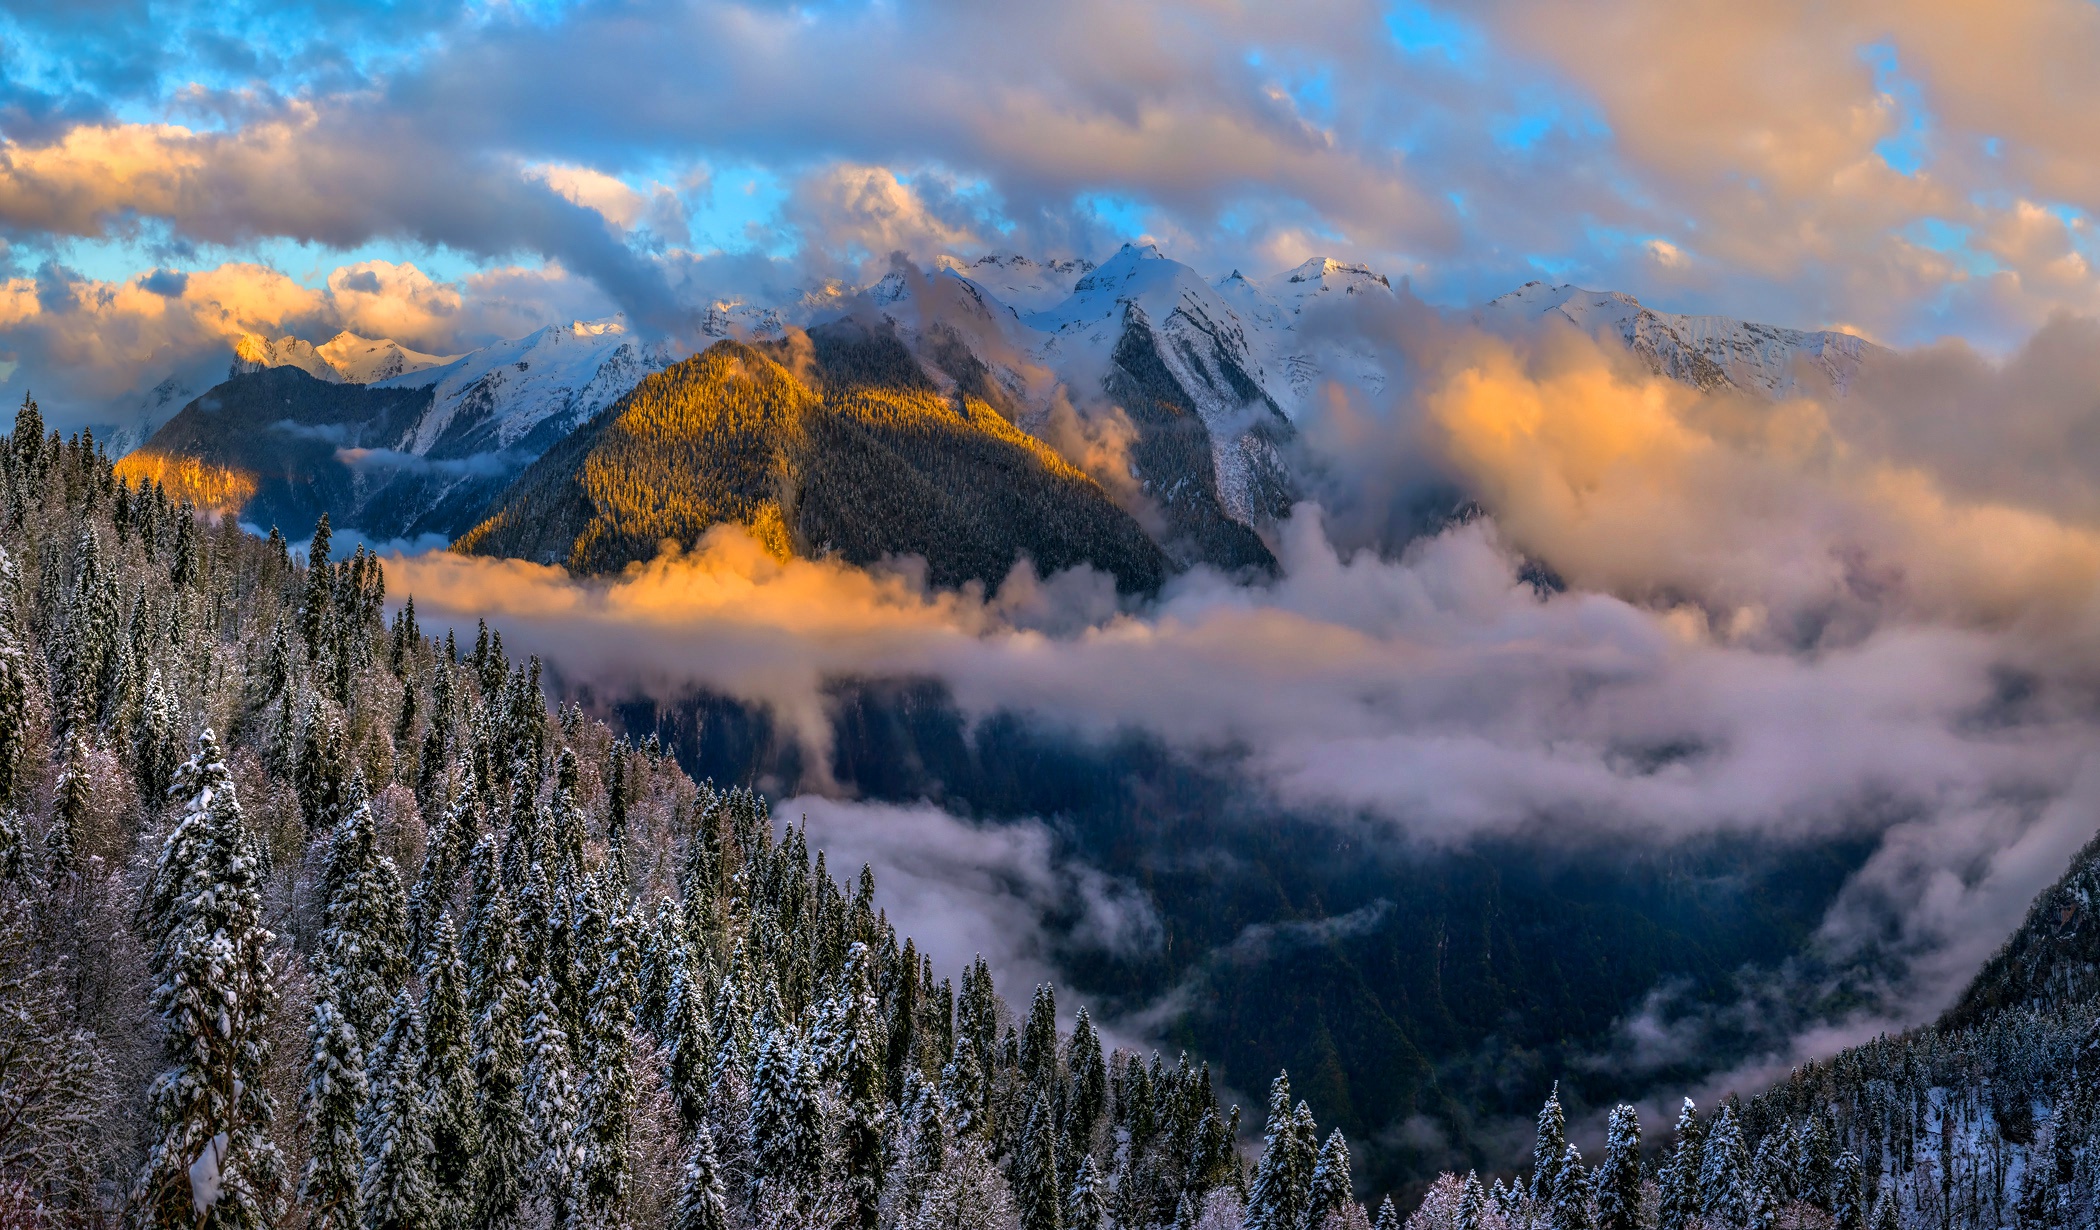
111, 248, 1883, 579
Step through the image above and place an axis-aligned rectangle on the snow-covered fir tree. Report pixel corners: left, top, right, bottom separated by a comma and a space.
135, 730, 285, 1227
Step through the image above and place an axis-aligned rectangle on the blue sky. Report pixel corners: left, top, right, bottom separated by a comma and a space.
4, 0, 2100, 413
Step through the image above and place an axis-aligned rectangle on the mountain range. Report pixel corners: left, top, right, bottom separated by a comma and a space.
111, 246, 1883, 580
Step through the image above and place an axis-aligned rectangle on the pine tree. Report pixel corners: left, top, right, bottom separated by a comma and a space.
362, 994, 435, 1230
675, 1123, 730, 1230
467, 851, 530, 1230
1285, 1101, 1320, 1226
1657, 1099, 1704, 1230
523, 976, 582, 1229
1531, 1083, 1569, 1208
1068, 1154, 1108, 1230
1021, 983, 1058, 1093
46, 726, 88, 878
407, 776, 477, 958
1550, 1142, 1591, 1230
1015, 1091, 1063, 1230
1831, 1150, 1866, 1230
300, 975, 368, 1230
136, 669, 182, 811
298, 700, 350, 833
574, 909, 639, 1229
839, 942, 888, 1230
1245, 1073, 1305, 1230
1307, 1130, 1352, 1230
135, 730, 285, 1227
1456, 1175, 1483, 1230
302, 515, 334, 662
420, 914, 480, 1222
319, 780, 410, 1044
665, 962, 715, 1134
1065, 1007, 1107, 1165
0, 577, 27, 810
747, 1001, 821, 1221
1593, 1104, 1641, 1230
1698, 1102, 1750, 1228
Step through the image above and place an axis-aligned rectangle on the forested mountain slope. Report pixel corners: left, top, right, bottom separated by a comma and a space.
109, 367, 473, 539
456, 325, 1170, 593
0, 395, 1347, 1228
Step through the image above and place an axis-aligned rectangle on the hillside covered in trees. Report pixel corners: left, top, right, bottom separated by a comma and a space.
455, 323, 1170, 593
0, 396, 1378, 1228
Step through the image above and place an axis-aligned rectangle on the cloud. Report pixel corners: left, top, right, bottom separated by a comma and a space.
780, 795, 1162, 1006
382, 304, 2100, 1066
0, 255, 626, 423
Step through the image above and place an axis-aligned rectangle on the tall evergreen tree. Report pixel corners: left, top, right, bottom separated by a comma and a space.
136, 669, 182, 810
1068, 1154, 1108, 1230
1456, 1175, 1484, 1230
1244, 1074, 1305, 1230
46, 726, 88, 878
747, 1001, 821, 1221
301, 976, 368, 1230
1530, 1084, 1569, 1208
1549, 1142, 1591, 1230
135, 730, 285, 1227
467, 849, 530, 1230
675, 1123, 730, 1230
1593, 1104, 1641, 1230
302, 514, 334, 662
574, 916, 639, 1229
1307, 1129, 1352, 1230
1014, 1091, 1063, 1230
420, 913, 480, 1222
523, 976, 582, 1230
0, 569, 28, 810
1065, 1007, 1107, 1165
319, 780, 410, 1044
1657, 1099, 1704, 1230
839, 943, 888, 1230
1699, 1102, 1750, 1228
362, 995, 435, 1230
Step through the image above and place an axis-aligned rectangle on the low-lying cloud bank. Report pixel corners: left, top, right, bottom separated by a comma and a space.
386, 309, 2100, 1087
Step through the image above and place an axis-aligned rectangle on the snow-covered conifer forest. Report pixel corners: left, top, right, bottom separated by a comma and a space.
2, 389, 2097, 1230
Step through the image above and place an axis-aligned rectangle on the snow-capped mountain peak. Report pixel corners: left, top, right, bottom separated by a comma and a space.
313, 332, 459, 384
1269, 256, 1392, 296
232, 333, 342, 384
376, 314, 677, 459
231, 330, 456, 386
1481, 281, 1882, 396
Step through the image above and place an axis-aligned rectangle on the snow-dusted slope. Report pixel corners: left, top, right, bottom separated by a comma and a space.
1026, 244, 1294, 529
313, 332, 458, 384
375, 317, 675, 459
943, 252, 1096, 315
232, 333, 344, 383
1482, 281, 1881, 396
1211, 257, 1395, 418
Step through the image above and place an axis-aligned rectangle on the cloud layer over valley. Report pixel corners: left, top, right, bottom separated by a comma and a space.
384, 307, 2100, 1094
